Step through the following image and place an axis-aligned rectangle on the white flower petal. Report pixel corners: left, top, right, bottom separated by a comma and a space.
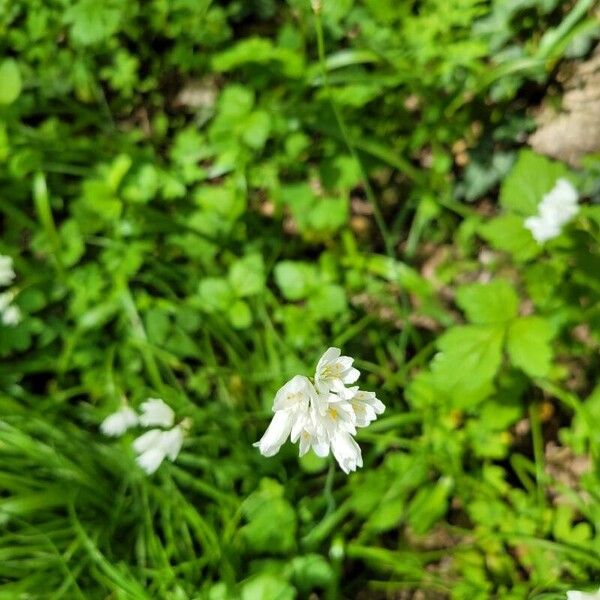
273, 375, 314, 411
316, 347, 341, 372
2, 304, 21, 326
100, 407, 139, 437
139, 398, 175, 428
133, 429, 164, 454
350, 390, 385, 427
566, 589, 600, 600
525, 178, 579, 244
161, 426, 184, 462
254, 410, 294, 457
315, 347, 360, 395
0, 256, 15, 287
312, 438, 330, 458
136, 446, 167, 474
524, 216, 560, 243
331, 431, 362, 474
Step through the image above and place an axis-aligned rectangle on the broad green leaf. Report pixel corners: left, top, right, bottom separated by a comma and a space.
307, 283, 347, 321
307, 196, 348, 234
212, 37, 304, 78
274, 261, 317, 301
164, 328, 200, 359
228, 299, 252, 329
406, 477, 453, 534
506, 316, 554, 377
291, 554, 333, 591
431, 324, 505, 407
195, 185, 245, 221
145, 308, 170, 345
523, 261, 566, 307
499, 150, 570, 216
241, 575, 295, 600
229, 254, 265, 297
242, 110, 271, 150
240, 479, 297, 555
479, 214, 541, 262
466, 422, 511, 459
456, 280, 519, 324
0, 59, 22, 105
197, 278, 234, 313
366, 255, 432, 296
122, 164, 159, 203
63, 0, 123, 46
364, 454, 429, 532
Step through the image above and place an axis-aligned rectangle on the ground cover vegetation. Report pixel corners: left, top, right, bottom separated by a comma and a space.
0, 0, 599, 598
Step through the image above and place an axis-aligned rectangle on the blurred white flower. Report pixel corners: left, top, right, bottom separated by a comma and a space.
133, 425, 185, 474
524, 178, 579, 243
2, 304, 21, 326
254, 347, 384, 474
0, 291, 20, 326
0, 255, 15, 287
100, 397, 187, 474
100, 406, 139, 437
139, 398, 175, 428
0, 278, 21, 327
567, 589, 600, 600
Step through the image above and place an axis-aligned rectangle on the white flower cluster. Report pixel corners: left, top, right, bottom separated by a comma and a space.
524, 178, 579, 243
100, 399, 187, 474
0, 255, 21, 326
567, 588, 600, 600
254, 347, 384, 474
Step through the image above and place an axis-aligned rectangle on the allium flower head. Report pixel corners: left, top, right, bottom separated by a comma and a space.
100, 398, 187, 474
139, 398, 175, 428
567, 588, 600, 600
2, 304, 21, 326
0, 267, 21, 327
100, 406, 139, 437
133, 424, 185, 474
524, 178, 579, 243
0, 255, 15, 287
254, 347, 384, 474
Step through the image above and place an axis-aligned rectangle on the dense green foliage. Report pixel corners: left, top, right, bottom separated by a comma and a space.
1, 0, 599, 598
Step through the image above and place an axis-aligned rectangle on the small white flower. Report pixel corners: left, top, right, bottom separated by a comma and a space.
254, 375, 312, 457
349, 390, 385, 428
0, 255, 15, 287
133, 425, 185, 474
567, 589, 600, 600
139, 398, 175, 428
524, 215, 561, 243
1, 303, 21, 326
0, 290, 20, 326
100, 406, 139, 437
315, 347, 360, 396
255, 348, 384, 474
524, 178, 579, 243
